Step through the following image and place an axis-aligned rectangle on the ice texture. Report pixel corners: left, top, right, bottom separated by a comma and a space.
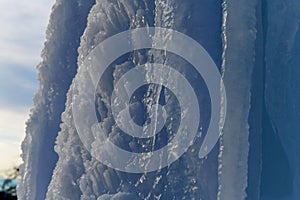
18, 0, 300, 199
17, 0, 95, 199
46, 0, 222, 199
264, 0, 300, 199
217, 0, 258, 199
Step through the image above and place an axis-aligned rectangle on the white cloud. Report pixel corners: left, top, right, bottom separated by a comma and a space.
0, 0, 54, 175
0, 108, 30, 175
0, 63, 38, 109
0, 0, 54, 67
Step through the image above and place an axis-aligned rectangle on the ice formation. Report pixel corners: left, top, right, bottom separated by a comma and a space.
18, 0, 300, 199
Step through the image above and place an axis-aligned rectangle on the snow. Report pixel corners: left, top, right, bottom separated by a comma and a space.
17, 0, 95, 199
18, 0, 300, 199
46, 0, 223, 199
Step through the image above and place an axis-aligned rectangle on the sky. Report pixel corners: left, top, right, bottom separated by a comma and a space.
0, 0, 54, 177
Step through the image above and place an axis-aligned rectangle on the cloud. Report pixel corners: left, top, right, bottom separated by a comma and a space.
0, 108, 30, 175
0, 0, 55, 109
0, 0, 54, 174
0, 63, 38, 110
0, 0, 54, 66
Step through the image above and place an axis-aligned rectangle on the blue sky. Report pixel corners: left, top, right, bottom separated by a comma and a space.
0, 0, 54, 176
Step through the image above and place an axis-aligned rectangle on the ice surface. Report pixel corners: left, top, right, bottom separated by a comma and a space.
97, 192, 140, 200
18, 0, 300, 199
217, 0, 258, 199
264, 0, 300, 199
17, 0, 95, 199
46, 0, 222, 199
